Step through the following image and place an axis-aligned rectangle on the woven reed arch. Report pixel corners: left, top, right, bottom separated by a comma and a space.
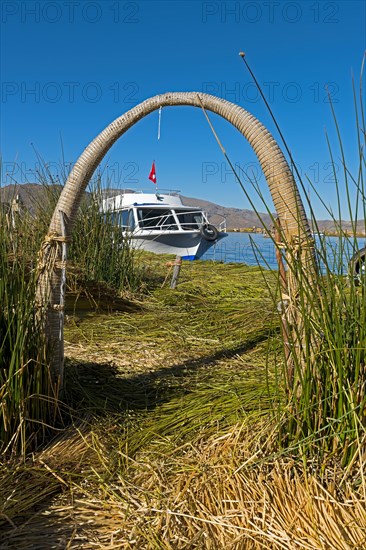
37, 92, 317, 384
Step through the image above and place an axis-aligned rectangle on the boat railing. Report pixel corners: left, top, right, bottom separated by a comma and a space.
137, 211, 178, 230
118, 188, 182, 197
207, 213, 227, 233
218, 219, 227, 232
174, 209, 206, 230
134, 207, 226, 233
135, 208, 206, 231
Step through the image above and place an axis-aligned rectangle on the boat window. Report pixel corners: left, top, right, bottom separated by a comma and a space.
109, 210, 129, 229
174, 210, 203, 230
137, 208, 177, 230
127, 210, 135, 231
121, 210, 129, 228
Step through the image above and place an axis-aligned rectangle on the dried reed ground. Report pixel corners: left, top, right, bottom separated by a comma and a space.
1, 259, 365, 549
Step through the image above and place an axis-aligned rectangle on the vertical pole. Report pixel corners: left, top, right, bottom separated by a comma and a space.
170, 256, 182, 289
58, 210, 68, 390
275, 222, 293, 387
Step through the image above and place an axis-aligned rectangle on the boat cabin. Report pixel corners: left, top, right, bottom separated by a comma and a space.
102, 192, 211, 233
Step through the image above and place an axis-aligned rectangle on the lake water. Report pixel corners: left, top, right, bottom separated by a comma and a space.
201, 232, 366, 273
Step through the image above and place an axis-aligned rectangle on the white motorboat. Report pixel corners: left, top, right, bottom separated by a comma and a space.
101, 190, 227, 260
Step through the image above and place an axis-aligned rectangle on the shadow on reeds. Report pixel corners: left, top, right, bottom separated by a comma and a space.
65, 288, 141, 318
64, 329, 272, 415
0, 330, 272, 541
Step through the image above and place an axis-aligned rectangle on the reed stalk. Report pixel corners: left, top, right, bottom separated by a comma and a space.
0, 172, 143, 455
0, 201, 59, 456
68, 177, 144, 296
240, 67, 366, 469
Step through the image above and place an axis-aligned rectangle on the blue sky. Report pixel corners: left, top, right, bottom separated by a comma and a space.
1, 0, 365, 219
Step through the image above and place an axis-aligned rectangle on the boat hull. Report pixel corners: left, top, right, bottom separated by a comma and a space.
129, 229, 227, 260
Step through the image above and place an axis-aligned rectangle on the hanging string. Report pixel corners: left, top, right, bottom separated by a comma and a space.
158, 106, 162, 140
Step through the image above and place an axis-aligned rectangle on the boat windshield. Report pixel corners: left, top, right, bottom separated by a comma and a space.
135, 207, 204, 231
174, 210, 203, 230
137, 208, 178, 229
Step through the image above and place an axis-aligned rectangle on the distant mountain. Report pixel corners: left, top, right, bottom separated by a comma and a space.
0, 183, 62, 215
0, 184, 274, 229
180, 195, 273, 230
1, 183, 365, 235
181, 195, 365, 235
182, 195, 365, 235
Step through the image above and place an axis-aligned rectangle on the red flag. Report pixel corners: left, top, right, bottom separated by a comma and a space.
149, 161, 157, 184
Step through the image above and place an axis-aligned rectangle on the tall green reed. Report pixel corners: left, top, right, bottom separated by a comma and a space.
29, 161, 145, 295
242, 72, 366, 470
224, 64, 365, 470
0, 168, 144, 456
278, 75, 366, 469
68, 177, 144, 295
0, 205, 59, 457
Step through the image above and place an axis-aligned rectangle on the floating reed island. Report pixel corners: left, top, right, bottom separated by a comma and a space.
1, 83, 365, 547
